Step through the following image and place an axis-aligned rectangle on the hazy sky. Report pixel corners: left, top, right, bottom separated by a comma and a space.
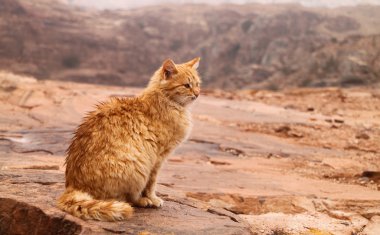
67, 0, 380, 9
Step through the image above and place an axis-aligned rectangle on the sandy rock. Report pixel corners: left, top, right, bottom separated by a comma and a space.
241, 212, 354, 235
361, 216, 380, 235
1, 75, 380, 234
0, 168, 252, 235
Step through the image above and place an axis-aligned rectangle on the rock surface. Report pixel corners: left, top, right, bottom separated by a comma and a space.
1, 72, 380, 234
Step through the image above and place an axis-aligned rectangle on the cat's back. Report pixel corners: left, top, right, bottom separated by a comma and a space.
67, 97, 146, 160
77, 97, 142, 132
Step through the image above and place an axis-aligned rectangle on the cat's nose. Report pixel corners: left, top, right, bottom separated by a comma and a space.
192, 92, 199, 99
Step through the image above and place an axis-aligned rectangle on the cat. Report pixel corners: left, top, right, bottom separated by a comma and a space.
57, 57, 201, 221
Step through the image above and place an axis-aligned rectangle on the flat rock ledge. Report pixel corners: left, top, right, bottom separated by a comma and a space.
0, 169, 253, 235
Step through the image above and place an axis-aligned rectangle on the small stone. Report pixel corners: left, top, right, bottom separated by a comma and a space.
209, 160, 231, 166
359, 177, 370, 182
334, 118, 344, 124
275, 125, 291, 133
331, 124, 340, 129
355, 132, 370, 140
289, 131, 304, 138
362, 171, 380, 180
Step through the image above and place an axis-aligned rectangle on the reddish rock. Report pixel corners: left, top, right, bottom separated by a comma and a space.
1, 74, 380, 234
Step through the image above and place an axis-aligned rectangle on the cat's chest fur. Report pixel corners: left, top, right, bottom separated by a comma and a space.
153, 108, 191, 157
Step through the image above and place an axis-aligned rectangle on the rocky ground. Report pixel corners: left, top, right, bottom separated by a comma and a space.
1, 71, 380, 235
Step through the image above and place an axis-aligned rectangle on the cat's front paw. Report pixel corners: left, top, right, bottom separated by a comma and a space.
149, 195, 164, 208
135, 197, 153, 208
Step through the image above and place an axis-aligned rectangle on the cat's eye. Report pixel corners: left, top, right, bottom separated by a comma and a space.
184, 83, 192, 88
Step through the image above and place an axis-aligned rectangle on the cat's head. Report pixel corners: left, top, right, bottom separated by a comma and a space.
150, 57, 201, 107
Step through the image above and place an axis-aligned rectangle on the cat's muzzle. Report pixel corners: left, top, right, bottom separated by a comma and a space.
192, 93, 199, 100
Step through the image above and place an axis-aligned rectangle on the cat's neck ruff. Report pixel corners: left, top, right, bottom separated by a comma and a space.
140, 89, 186, 113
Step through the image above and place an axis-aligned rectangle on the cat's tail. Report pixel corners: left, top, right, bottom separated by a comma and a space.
57, 187, 133, 221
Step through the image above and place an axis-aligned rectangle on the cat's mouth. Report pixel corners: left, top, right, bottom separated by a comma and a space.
175, 95, 198, 106
187, 95, 199, 104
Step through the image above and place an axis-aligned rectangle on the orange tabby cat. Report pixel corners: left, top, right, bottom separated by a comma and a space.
57, 58, 201, 221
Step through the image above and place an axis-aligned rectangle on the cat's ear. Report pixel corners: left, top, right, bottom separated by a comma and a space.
162, 59, 178, 80
186, 57, 200, 70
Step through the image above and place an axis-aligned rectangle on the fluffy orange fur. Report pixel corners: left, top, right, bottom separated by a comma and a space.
57, 58, 201, 221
